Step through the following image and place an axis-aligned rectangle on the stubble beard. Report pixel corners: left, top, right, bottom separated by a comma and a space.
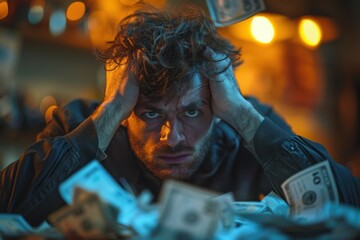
127, 127, 214, 180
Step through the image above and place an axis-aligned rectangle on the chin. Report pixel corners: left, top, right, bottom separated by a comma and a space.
154, 168, 194, 180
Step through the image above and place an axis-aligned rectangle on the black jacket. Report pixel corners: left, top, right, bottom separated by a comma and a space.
1, 98, 360, 226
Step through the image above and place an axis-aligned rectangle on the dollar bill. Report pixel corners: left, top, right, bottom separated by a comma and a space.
155, 180, 220, 240
238, 203, 360, 239
59, 160, 137, 225
239, 213, 333, 238
206, 0, 265, 27
232, 201, 272, 225
0, 214, 62, 239
322, 202, 360, 228
232, 201, 271, 214
281, 161, 339, 221
0, 214, 32, 237
48, 192, 120, 239
213, 193, 235, 231
128, 190, 160, 237
261, 191, 289, 217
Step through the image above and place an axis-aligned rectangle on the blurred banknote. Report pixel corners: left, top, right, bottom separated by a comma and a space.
281, 161, 339, 221
239, 213, 333, 238
48, 192, 120, 239
322, 202, 360, 228
214, 193, 235, 231
261, 191, 289, 217
59, 160, 137, 224
238, 203, 360, 239
0, 214, 32, 237
155, 180, 220, 240
232, 201, 272, 225
206, 0, 265, 27
232, 201, 271, 214
0, 214, 61, 239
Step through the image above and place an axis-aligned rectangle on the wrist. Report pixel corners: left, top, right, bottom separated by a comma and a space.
90, 100, 128, 152
232, 100, 264, 144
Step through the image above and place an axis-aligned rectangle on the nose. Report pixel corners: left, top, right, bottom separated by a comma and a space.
160, 119, 185, 147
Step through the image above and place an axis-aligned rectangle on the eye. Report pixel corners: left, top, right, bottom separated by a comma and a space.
144, 112, 160, 119
184, 109, 199, 118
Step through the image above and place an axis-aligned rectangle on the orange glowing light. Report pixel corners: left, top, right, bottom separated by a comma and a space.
299, 18, 322, 48
0, 1, 9, 20
251, 16, 275, 44
66, 1, 85, 21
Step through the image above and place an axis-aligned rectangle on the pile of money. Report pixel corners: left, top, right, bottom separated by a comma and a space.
1, 160, 360, 239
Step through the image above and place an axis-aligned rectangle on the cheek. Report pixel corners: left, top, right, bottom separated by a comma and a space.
127, 115, 147, 139
127, 114, 160, 144
183, 115, 214, 143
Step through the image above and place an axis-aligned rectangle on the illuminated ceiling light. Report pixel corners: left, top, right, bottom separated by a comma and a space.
228, 13, 293, 43
66, 1, 85, 21
251, 16, 275, 44
0, 1, 9, 20
299, 18, 322, 48
28, 5, 44, 24
49, 10, 66, 36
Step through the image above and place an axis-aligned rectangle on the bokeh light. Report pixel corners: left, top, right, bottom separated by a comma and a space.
66, 1, 86, 21
49, 10, 66, 36
28, 5, 44, 24
251, 16, 275, 44
299, 18, 322, 48
0, 1, 9, 20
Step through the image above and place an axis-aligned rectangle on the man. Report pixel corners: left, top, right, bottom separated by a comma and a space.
1, 4, 359, 227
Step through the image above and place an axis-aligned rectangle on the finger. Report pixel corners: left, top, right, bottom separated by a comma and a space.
204, 47, 232, 77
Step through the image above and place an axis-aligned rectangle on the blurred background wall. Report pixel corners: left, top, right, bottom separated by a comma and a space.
0, 0, 359, 177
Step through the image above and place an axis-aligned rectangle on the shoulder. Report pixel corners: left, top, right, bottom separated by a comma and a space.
36, 99, 100, 140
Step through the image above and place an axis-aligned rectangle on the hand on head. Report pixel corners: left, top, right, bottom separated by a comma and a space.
103, 61, 140, 120
91, 61, 140, 152
205, 48, 247, 127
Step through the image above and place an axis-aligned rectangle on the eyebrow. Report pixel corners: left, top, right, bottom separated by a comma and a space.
179, 100, 206, 111
141, 100, 206, 112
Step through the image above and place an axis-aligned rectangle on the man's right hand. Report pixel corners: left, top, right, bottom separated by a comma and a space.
91, 62, 139, 152
103, 62, 139, 119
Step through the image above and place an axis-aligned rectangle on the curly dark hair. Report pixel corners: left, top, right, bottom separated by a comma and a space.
97, 3, 242, 102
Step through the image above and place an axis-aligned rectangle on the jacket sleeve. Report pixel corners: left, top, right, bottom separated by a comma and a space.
247, 98, 360, 207
0, 99, 103, 226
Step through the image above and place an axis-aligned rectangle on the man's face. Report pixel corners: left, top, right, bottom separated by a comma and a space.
126, 73, 215, 179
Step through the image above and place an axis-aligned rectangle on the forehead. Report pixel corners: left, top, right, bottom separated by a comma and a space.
136, 74, 210, 108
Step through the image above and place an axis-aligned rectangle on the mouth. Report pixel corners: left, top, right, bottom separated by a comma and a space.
158, 153, 192, 164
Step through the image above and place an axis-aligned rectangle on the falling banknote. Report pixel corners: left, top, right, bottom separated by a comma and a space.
155, 180, 220, 240
281, 161, 339, 221
206, 0, 265, 27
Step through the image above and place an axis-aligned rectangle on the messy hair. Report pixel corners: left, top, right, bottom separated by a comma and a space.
97, 3, 242, 102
